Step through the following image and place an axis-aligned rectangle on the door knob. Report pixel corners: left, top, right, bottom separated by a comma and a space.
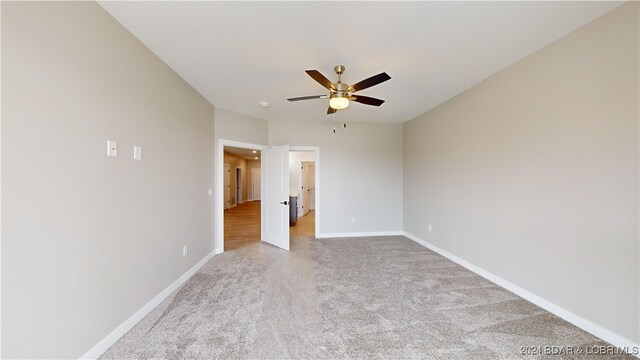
280, 201, 288, 205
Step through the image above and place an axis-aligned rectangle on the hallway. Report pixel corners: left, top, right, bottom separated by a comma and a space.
224, 201, 315, 251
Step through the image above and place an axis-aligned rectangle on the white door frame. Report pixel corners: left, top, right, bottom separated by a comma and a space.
216, 139, 267, 254
290, 146, 320, 239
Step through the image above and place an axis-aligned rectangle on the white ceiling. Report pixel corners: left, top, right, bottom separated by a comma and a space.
100, 1, 621, 124
225, 146, 260, 161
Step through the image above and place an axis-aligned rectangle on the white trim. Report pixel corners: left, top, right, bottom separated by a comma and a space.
216, 139, 268, 254
317, 231, 404, 239
289, 146, 320, 239
403, 231, 640, 353
80, 250, 216, 359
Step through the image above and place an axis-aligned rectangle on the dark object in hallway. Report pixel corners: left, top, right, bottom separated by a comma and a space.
289, 195, 297, 226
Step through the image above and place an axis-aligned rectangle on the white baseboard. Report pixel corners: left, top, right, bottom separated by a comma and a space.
80, 250, 216, 359
403, 231, 639, 353
317, 231, 403, 239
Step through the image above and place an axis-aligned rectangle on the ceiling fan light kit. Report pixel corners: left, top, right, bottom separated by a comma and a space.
329, 94, 349, 110
287, 65, 391, 115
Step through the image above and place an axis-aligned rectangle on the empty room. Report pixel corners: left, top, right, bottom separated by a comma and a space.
1, 1, 638, 359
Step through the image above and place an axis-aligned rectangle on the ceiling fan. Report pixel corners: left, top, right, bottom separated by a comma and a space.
287, 65, 391, 114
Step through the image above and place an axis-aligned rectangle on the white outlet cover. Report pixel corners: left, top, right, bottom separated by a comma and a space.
428, 224, 432, 232
208, 188, 213, 196
351, 217, 356, 223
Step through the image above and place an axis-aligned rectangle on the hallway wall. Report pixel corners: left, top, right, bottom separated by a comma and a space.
223, 151, 248, 205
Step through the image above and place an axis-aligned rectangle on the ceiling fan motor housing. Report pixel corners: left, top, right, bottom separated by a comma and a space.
334, 82, 349, 97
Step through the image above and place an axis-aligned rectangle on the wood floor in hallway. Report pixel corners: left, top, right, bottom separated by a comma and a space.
224, 201, 315, 251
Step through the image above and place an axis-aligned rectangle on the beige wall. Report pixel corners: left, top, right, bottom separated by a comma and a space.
223, 151, 248, 205
214, 107, 268, 146
1, 2, 215, 358
269, 121, 403, 235
403, 2, 639, 344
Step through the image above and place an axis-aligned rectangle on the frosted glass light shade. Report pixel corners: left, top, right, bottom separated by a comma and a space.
329, 96, 349, 110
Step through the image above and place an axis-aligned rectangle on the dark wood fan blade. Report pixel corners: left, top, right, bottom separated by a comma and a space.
306, 70, 336, 91
350, 72, 391, 92
287, 95, 328, 101
327, 106, 337, 114
351, 95, 385, 106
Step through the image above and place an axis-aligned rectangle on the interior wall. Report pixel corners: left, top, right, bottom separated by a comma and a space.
214, 108, 268, 146
289, 151, 315, 216
269, 121, 403, 235
223, 151, 248, 205
403, 2, 639, 344
1, 2, 215, 358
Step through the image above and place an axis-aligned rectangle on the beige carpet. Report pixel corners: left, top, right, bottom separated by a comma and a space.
102, 236, 631, 359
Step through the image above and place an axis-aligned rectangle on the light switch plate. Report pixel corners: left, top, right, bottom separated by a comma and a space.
208, 188, 213, 196
107, 141, 117, 157
133, 146, 142, 160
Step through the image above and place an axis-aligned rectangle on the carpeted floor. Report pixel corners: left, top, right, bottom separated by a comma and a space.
102, 236, 631, 359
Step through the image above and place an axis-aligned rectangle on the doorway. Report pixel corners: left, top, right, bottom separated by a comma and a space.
216, 140, 320, 254
289, 151, 317, 239
223, 145, 261, 251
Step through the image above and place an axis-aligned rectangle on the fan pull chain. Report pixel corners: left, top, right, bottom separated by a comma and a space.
342, 109, 347, 129
332, 112, 336, 134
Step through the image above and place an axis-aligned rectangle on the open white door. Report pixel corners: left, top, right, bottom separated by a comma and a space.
261, 145, 290, 250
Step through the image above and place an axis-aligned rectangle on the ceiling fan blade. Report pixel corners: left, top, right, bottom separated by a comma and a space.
287, 95, 328, 101
327, 106, 337, 114
350, 72, 391, 92
306, 70, 336, 91
351, 95, 385, 106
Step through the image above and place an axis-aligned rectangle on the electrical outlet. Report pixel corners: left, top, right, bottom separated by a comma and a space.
208, 188, 213, 196
428, 224, 432, 232
351, 217, 356, 223
182, 245, 188, 257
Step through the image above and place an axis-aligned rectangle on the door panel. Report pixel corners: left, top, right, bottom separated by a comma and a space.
261, 145, 290, 250
252, 169, 261, 200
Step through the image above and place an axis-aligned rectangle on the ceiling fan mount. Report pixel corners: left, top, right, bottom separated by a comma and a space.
287, 65, 391, 114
